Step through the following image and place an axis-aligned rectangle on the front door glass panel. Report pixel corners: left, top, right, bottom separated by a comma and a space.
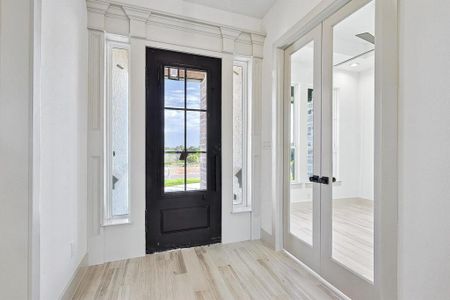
164, 66, 208, 192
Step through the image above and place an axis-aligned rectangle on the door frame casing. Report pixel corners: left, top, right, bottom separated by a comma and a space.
272, 0, 398, 298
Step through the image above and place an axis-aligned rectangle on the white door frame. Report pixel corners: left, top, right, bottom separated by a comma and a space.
272, 0, 398, 298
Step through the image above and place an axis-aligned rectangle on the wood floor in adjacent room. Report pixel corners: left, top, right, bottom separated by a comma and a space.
291, 198, 374, 281
72, 240, 341, 300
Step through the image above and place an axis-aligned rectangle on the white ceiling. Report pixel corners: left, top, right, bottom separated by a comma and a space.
183, 0, 276, 18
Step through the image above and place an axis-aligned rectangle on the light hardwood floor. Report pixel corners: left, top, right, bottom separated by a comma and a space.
290, 198, 374, 281
72, 241, 342, 300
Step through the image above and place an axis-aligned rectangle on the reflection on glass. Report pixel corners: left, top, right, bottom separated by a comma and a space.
187, 111, 207, 151
164, 109, 184, 151
111, 47, 129, 217
186, 70, 207, 109
164, 153, 185, 192
186, 153, 207, 191
289, 41, 315, 246
164, 67, 185, 108
290, 86, 296, 182
331, 0, 375, 282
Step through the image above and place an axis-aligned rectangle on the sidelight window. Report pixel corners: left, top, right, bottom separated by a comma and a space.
104, 39, 130, 225
232, 59, 252, 212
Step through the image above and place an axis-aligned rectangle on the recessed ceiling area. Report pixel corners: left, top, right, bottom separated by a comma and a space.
183, 0, 276, 18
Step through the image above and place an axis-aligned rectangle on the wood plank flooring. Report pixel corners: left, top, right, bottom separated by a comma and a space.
290, 198, 374, 281
72, 241, 342, 300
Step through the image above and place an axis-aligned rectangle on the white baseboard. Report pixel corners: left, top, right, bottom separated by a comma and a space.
260, 228, 275, 249
60, 254, 88, 300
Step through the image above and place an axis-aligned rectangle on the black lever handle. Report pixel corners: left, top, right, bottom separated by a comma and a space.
309, 175, 320, 183
319, 176, 336, 185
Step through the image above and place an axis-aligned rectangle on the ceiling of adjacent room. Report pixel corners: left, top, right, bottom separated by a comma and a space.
183, 0, 276, 18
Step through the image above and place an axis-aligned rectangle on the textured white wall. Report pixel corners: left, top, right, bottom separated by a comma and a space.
40, 0, 88, 299
0, 0, 33, 298
398, 0, 450, 298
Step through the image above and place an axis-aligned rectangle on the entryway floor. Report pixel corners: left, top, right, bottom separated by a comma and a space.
72, 240, 341, 299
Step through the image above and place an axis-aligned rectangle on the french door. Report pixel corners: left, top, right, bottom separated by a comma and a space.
284, 25, 322, 271
284, 0, 377, 298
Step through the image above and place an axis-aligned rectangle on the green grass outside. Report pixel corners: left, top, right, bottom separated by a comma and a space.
164, 178, 200, 187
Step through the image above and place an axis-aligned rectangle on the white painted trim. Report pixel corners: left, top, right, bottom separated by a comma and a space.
85, 0, 265, 58
31, 0, 42, 298
87, 0, 265, 36
60, 254, 88, 300
260, 228, 275, 249
374, 0, 398, 298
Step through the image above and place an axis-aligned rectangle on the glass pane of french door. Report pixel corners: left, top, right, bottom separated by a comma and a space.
330, 0, 375, 282
289, 41, 315, 246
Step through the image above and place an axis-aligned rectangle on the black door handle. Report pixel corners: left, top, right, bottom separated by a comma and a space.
309, 175, 320, 183
319, 176, 336, 185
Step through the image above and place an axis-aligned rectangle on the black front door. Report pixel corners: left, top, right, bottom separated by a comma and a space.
146, 48, 221, 253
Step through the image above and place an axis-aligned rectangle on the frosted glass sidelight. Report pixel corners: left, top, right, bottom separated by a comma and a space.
111, 47, 129, 217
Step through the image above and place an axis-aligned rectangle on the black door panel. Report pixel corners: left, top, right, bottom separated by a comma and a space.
146, 48, 221, 253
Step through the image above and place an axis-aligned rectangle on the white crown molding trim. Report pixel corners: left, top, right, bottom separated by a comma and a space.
148, 14, 222, 39
220, 27, 241, 54
123, 6, 150, 38
123, 6, 150, 22
86, 0, 266, 56
86, 0, 110, 14
108, 0, 265, 36
86, 0, 110, 31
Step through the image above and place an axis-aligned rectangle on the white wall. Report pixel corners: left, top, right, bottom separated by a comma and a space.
398, 0, 450, 298
39, 0, 88, 299
260, 0, 322, 235
0, 0, 33, 298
